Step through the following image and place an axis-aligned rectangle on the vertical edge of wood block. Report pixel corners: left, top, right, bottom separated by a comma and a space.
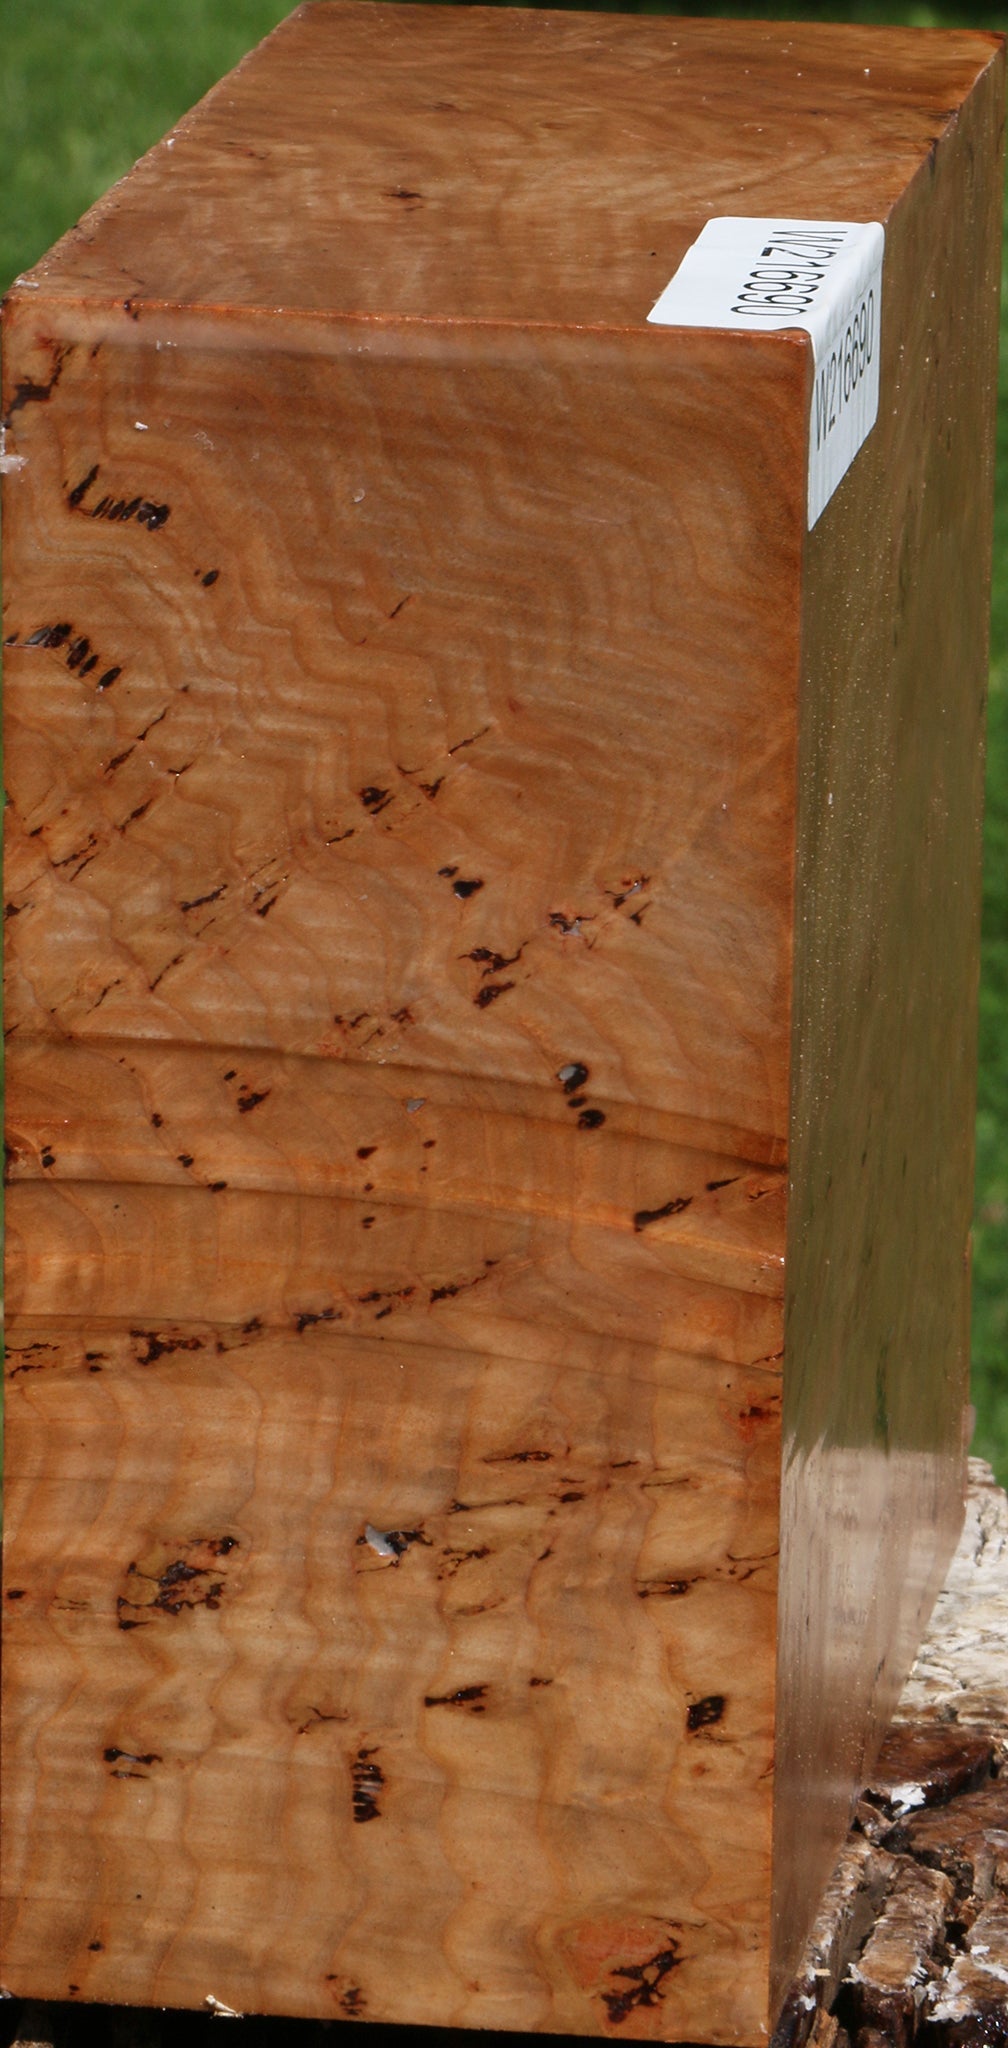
772, 37, 1006, 2013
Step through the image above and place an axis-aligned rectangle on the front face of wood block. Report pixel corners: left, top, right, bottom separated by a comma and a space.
3, 325, 804, 1141
2, 314, 803, 2039
2, 6, 1003, 2040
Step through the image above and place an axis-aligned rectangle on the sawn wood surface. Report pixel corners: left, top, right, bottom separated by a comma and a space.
1, 6, 1003, 2041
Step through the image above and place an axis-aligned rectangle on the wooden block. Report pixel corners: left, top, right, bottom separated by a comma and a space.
1, 6, 1003, 2040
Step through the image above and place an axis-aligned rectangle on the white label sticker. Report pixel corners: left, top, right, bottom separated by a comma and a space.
647, 218, 884, 527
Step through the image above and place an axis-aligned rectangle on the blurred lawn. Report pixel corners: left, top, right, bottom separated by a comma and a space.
1, 0, 1006, 1481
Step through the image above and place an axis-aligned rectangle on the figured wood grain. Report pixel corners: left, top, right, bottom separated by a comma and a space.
19, 3, 1000, 330
1, 318, 799, 2037
1, 255, 802, 2048
1, 318, 806, 1152
1, 6, 1003, 2042
2, 1319, 780, 2032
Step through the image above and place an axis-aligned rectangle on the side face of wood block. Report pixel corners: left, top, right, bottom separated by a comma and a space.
1, 7, 1002, 2041
773, 45, 1005, 2006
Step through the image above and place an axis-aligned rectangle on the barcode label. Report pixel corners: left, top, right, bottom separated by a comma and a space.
647, 218, 884, 527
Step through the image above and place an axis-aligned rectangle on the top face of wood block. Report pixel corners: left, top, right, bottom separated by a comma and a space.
16, 2, 1001, 331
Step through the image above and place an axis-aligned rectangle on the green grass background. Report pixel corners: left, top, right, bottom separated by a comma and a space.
2, 0, 1006, 1481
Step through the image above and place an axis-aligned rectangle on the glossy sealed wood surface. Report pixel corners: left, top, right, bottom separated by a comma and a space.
2, 4, 1003, 2040
1, 324, 806, 1146
2, 282, 803, 2048
772, 45, 1005, 2004
19, 4, 1000, 332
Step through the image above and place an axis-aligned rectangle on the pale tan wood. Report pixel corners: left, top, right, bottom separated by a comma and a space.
1, 6, 1002, 2041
